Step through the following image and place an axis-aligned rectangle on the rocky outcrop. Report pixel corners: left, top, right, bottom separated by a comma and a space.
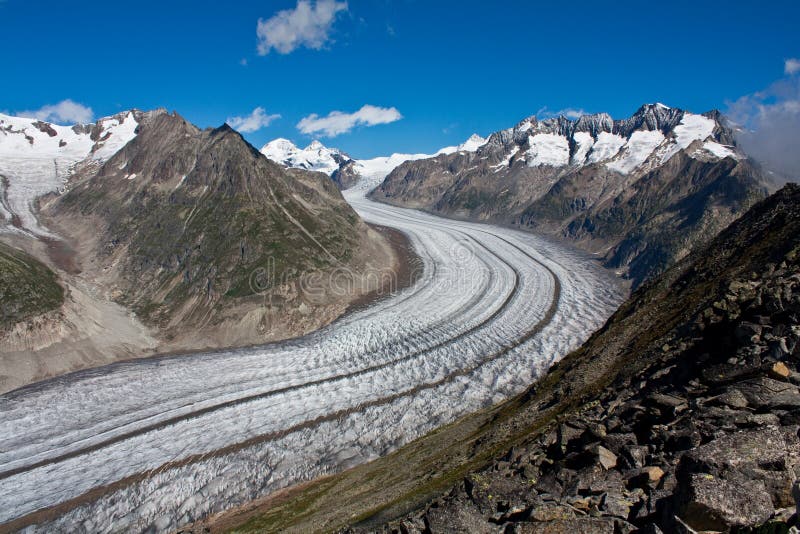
371, 104, 772, 287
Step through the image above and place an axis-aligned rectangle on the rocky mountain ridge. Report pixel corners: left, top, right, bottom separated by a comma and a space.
371, 104, 772, 286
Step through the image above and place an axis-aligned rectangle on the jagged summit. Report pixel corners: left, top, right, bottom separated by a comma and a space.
373, 103, 769, 287
478, 103, 739, 173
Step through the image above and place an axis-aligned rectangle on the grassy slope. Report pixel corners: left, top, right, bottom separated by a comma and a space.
225, 184, 800, 533
0, 241, 64, 330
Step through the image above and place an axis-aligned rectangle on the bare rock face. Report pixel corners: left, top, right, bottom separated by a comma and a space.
371, 104, 772, 287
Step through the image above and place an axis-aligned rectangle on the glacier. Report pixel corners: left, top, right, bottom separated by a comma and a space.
0, 173, 625, 533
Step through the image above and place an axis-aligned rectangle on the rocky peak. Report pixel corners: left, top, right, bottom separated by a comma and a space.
573, 112, 614, 136
618, 102, 685, 135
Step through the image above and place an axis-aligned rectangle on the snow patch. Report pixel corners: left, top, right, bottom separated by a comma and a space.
659, 113, 716, 163
525, 133, 570, 167
702, 141, 739, 159
586, 132, 625, 164
606, 129, 665, 174
571, 132, 594, 165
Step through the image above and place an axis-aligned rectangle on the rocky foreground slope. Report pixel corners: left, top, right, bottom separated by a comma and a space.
371, 104, 772, 287
214, 185, 800, 533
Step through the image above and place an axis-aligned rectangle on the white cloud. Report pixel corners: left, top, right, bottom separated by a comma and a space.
727, 72, 800, 182
297, 104, 402, 137
257, 0, 348, 55
227, 107, 281, 133
17, 99, 94, 124
536, 106, 588, 120
785, 58, 800, 76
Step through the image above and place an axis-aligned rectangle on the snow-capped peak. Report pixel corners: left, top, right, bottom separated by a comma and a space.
459, 134, 488, 152
436, 133, 489, 155
260, 138, 347, 175
306, 140, 327, 152
263, 138, 298, 152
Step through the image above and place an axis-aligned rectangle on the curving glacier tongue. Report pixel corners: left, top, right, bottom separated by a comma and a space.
0, 180, 625, 532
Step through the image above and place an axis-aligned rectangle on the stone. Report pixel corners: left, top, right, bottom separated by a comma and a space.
735, 321, 763, 342
710, 388, 749, 409
676, 474, 774, 531
628, 466, 665, 489
682, 426, 790, 474
599, 492, 635, 519
737, 377, 800, 410
770, 361, 792, 380
642, 466, 665, 485
595, 445, 618, 470
623, 445, 648, 469
529, 503, 575, 522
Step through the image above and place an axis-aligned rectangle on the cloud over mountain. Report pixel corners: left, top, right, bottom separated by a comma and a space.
226, 107, 281, 133
17, 99, 93, 124
728, 62, 800, 182
297, 104, 402, 137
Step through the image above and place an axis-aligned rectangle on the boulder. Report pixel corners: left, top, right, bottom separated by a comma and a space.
675, 474, 774, 531
595, 445, 618, 470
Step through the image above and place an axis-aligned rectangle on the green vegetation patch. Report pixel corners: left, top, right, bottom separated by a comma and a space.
0, 242, 64, 330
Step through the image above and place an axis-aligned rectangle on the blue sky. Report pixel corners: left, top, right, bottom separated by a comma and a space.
1, 0, 798, 158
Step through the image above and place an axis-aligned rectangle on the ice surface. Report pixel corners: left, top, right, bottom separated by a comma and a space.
586, 132, 625, 164
606, 129, 665, 174
571, 132, 594, 165
525, 133, 570, 167
0, 176, 625, 532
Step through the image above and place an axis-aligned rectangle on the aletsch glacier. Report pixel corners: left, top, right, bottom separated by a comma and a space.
0, 116, 624, 532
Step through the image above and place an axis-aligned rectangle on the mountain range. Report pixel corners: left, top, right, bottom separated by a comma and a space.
369, 104, 774, 286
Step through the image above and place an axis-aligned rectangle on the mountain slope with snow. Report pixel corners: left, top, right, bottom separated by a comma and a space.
372, 104, 771, 286
260, 138, 350, 175
260, 134, 487, 191
0, 110, 162, 235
